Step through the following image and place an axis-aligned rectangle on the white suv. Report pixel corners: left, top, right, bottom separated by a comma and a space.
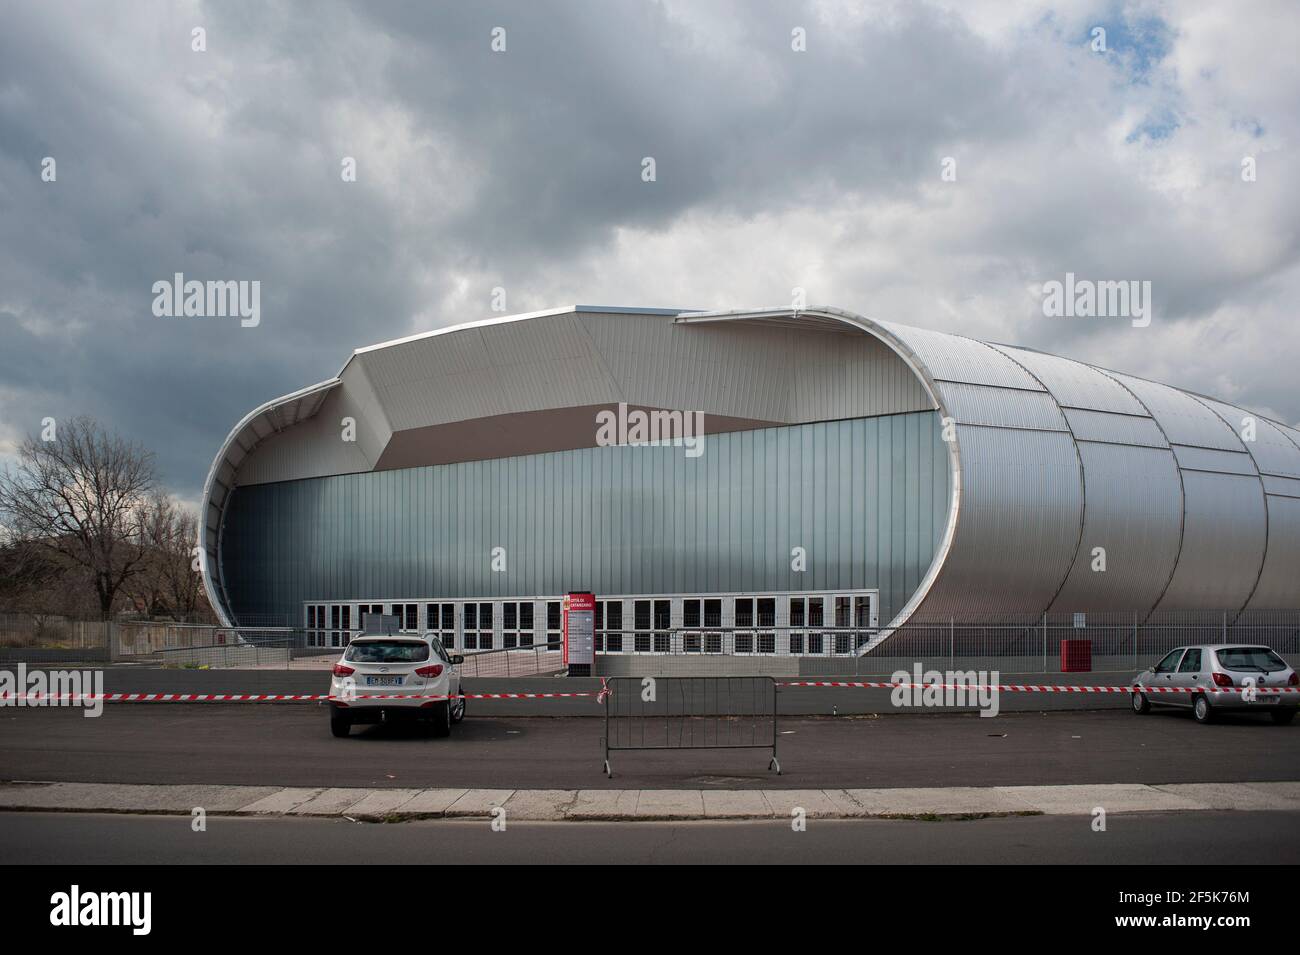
329, 635, 465, 737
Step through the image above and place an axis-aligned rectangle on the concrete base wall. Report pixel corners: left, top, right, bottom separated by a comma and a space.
155, 646, 291, 669
596, 655, 799, 677
592, 652, 1300, 678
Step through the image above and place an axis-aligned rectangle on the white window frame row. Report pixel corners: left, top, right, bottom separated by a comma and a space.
304, 598, 565, 652
302, 590, 878, 656
596, 591, 877, 656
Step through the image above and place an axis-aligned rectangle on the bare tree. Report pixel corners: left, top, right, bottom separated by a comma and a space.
165, 506, 207, 620
130, 492, 207, 621
0, 529, 71, 615
0, 416, 157, 617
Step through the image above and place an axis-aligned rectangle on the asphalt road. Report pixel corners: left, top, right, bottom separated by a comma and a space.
2, 705, 1295, 790
3, 809, 1297, 864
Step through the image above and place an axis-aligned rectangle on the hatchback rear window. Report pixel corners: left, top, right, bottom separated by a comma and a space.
345, 640, 430, 663
1215, 647, 1286, 673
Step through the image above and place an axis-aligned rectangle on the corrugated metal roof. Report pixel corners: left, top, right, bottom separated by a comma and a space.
994, 345, 1149, 414
876, 321, 1045, 390
1171, 444, 1259, 476
302, 310, 935, 452
1111, 373, 1245, 451
940, 381, 1070, 431
1063, 408, 1168, 447
1198, 397, 1300, 478
1262, 475, 1300, 498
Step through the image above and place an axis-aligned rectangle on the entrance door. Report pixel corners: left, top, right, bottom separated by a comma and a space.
329, 605, 351, 647
832, 596, 853, 654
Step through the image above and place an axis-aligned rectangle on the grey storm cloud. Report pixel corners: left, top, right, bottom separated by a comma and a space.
1, 0, 1298, 499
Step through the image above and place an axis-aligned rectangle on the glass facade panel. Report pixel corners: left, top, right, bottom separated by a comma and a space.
222, 413, 950, 629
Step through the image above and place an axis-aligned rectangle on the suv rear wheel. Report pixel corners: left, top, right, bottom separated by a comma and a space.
1271, 709, 1296, 726
430, 700, 451, 738
330, 709, 352, 738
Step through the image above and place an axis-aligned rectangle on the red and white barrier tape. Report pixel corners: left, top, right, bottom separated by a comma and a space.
0, 691, 593, 703
2, 683, 1296, 704
777, 681, 1300, 695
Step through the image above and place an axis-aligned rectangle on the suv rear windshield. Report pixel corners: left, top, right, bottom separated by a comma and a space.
1215, 647, 1287, 673
345, 640, 430, 663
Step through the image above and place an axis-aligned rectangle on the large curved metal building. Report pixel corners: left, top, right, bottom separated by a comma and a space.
201, 306, 1300, 654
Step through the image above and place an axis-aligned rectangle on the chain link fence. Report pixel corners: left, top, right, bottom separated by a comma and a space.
4, 608, 1298, 676
592, 609, 1300, 677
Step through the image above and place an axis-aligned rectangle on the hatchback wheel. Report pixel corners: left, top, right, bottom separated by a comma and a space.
1272, 709, 1296, 726
1192, 695, 1215, 724
1131, 689, 1150, 714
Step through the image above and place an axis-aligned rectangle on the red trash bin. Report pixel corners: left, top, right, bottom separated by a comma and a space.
1060, 639, 1092, 672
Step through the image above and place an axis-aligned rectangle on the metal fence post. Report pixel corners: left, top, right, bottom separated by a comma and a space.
773, 680, 782, 774
1041, 614, 1047, 673
602, 677, 612, 778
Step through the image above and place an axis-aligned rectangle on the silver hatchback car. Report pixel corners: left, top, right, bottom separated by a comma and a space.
1132, 645, 1298, 724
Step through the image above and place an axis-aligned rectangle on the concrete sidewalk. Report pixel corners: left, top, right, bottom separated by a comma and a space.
2, 779, 1297, 822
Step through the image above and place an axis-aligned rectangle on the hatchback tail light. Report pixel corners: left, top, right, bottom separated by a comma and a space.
332, 664, 355, 677
1212, 672, 1233, 688
414, 664, 444, 678
1289, 672, 1298, 686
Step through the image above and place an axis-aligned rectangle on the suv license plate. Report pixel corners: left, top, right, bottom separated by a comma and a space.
365, 676, 404, 686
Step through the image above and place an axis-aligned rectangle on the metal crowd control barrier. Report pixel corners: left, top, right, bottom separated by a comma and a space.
601, 675, 781, 778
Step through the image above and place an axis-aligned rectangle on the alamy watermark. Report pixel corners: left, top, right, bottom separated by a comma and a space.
1041, 272, 1151, 328
890, 664, 1001, 717
50, 885, 151, 935
595, 402, 705, 458
0, 664, 105, 717
152, 273, 260, 327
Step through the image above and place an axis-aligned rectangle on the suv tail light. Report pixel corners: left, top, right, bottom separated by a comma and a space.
414, 664, 444, 678
1212, 672, 1233, 688
332, 664, 355, 677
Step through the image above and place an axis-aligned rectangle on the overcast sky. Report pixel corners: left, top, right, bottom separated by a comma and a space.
2, 0, 1297, 501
